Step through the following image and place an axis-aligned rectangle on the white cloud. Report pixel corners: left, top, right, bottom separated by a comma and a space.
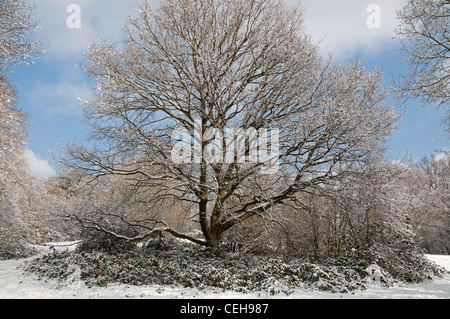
34, 0, 156, 59
24, 148, 57, 179
297, 0, 408, 59
29, 77, 91, 116
33, 0, 407, 61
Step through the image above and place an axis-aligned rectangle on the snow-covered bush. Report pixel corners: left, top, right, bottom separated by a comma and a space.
25, 246, 422, 294
367, 242, 442, 283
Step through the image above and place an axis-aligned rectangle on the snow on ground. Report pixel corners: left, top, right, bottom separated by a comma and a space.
0, 243, 449, 299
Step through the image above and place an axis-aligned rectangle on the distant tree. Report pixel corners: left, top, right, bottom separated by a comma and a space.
0, 77, 64, 257
0, 0, 42, 258
413, 151, 450, 254
63, 0, 398, 247
0, 77, 28, 153
396, 0, 450, 132
0, 76, 30, 259
0, 0, 41, 71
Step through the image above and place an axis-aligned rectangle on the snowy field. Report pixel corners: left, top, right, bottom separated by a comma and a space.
0, 243, 449, 299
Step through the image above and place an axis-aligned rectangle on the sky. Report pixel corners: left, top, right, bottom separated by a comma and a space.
9, 0, 449, 179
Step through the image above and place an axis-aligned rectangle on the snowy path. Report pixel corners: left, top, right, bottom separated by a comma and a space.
0, 251, 449, 299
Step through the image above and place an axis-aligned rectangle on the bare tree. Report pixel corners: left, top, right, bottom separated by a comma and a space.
0, 0, 44, 258
0, 0, 41, 71
0, 77, 28, 155
63, 0, 398, 247
396, 0, 450, 131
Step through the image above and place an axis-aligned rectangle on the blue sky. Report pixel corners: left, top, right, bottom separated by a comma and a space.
9, 0, 449, 178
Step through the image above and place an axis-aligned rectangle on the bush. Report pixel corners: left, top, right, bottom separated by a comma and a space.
0, 235, 36, 260
367, 243, 443, 283
26, 246, 437, 295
